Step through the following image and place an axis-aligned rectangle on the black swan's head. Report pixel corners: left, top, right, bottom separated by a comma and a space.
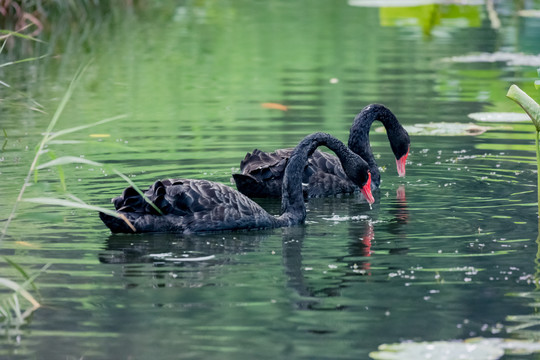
343, 153, 374, 204
390, 130, 410, 177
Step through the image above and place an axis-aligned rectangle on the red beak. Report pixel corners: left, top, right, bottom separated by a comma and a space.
396, 149, 409, 177
360, 172, 375, 205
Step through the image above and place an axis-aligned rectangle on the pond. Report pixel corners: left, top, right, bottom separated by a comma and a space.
2, 1, 540, 359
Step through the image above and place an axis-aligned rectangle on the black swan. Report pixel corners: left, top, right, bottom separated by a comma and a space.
99, 132, 374, 234
233, 104, 410, 198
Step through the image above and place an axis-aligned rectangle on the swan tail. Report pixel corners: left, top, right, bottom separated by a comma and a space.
233, 173, 282, 198
99, 212, 136, 233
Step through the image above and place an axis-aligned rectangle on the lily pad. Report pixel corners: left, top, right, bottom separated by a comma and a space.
348, 0, 483, 6
468, 112, 531, 123
369, 338, 540, 360
442, 52, 540, 67
375, 122, 506, 136
519, 10, 540, 18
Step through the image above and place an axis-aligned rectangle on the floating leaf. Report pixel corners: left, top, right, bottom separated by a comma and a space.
369, 337, 540, 360
442, 52, 540, 67
261, 103, 288, 111
518, 10, 540, 18
468, 112, 531, 123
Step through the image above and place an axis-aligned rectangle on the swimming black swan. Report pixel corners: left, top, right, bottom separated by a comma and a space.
233, 104, 410, 198
99, 132, 374, 234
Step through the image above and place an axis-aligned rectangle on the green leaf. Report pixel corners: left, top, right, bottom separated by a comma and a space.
506, 84, 540, 131
112, 169, 164, 215
0, 54, 49, 69
23, 197, 136, 232
24, 197, 117, 217
45, 114, 129, 142
0, 30, 46, 43
46, 140, 84, 145
2, 257, 38, 294
535, 80, 540, 90
36, 156, 103, 170
369, 338, 540, 360
0, 278, 40, 309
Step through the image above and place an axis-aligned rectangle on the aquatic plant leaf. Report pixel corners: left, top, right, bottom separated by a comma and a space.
36, 156, 103, 170
443, 52, 540, 67
519, 10, 540, 18
468, 112, 530, 123
506, 84, 540, 131
369, 337, 540, 360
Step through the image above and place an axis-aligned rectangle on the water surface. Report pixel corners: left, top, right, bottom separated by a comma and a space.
2, 1, 540, 359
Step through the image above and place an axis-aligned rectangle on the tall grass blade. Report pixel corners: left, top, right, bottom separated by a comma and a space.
2, 129, 7, 152
46, 114, 129, 142
24, 197, 120, 218
1, 65, 91, 242
42, 64, 91, 144
0, 54, 49, 69
23, 197, 136, 232
36, 156, 103, 170
0, 30, 46, 43
112, 169, 164, 215
3, 257, 39, 294
45, 151, 66, 191
65, 194, 87, 205
0, 278, 40, 309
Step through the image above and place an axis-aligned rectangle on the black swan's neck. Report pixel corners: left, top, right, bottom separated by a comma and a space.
277, 132, 361, 227
347, 104, 402, 186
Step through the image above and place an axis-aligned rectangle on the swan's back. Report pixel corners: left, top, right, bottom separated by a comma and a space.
99, 179, 277, 233
233, 148, 357, 198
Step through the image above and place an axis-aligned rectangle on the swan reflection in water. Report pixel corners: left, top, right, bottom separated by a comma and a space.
99, 187, 409, 310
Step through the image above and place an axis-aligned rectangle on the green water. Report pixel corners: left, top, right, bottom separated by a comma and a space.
2, 1, 540, 359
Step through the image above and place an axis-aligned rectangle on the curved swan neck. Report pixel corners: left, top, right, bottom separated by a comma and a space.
348, 104, 400, 155
347, 104, 401, 186
278, 133, 353, 226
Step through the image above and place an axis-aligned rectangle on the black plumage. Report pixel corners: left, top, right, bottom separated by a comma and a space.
233, 104, 410, 198
99, 132, 374, 234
